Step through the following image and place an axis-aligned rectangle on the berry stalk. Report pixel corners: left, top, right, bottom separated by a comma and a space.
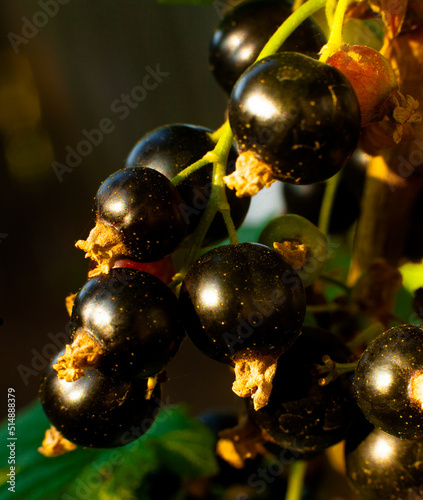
285, 460, 307, 500
318, 170, 342, 236
171, 122, 238, 284
257, 0, 327, 60
319, 0, 353, 62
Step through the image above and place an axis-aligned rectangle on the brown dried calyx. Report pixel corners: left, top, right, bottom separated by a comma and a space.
231, 350, 280, 411
75, 221, 129, 277
38, 425, 77, 457
273, 240, 308, 271
65, 292, 77, 317
360, 91, 421, 155
379, 88, 421, 144
224, 150, 276, 197
53, 330, 103, 382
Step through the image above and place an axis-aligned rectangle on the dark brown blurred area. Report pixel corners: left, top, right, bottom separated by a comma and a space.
0, 0, 240, 421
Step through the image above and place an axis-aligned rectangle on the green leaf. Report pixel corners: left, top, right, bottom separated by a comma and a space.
0, 401, 105, 500
65, 405, 218, 499
0, 401, 218, 500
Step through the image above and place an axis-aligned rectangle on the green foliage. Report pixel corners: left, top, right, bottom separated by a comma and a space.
0, 401, 218, 500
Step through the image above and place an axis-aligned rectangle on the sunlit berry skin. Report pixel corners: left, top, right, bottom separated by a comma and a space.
95, 166, 188, 262
327, 44, 398, 126
178, 242, 306, 364
39, 351, 162, 448
124, 124, 250, 246
228, 52, 361, 184
70, 268, 185, 379
247, 326, 358, 454
345, 417, 423, 500
209, 0, 325, 94
353, 325, 423, 440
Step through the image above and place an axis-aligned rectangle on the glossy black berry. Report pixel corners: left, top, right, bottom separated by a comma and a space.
228, 52, 361, 184
39, 350, 162, 448
283, 148, 368, 234
179, 242, 306, 364
209, 0, 326, 94
70, 268, 185, 379
353, 324, 423, 440
95, 166, 188, 262
345, 416, 423, 500
247, 326, 358, 454
124, 123, 250, 246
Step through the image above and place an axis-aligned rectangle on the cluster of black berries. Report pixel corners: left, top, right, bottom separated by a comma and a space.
38, 1, 423, 499
38, 123, 251, 452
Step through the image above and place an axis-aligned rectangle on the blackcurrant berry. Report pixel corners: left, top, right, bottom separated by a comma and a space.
327, 44, 400, 127
76, 166, 188, 275
353, 324, 423, 440
179, 242, 306, 409
56, 268, 185, 381
247, 326, 358, 454
258, 214, 327, 287
283, 148, 368, 234
226, 52, 361, 194
209, 0, 326, 94
39, 350, 162, 448
345, 416, 423, 500
124, 123, 251, 246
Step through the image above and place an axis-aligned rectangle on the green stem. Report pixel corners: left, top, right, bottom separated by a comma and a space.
285, 460, 307, 500
258, 0, 327, 60
209, 123, 228, 143
173, 0, 330, 261
318, 171, 341, 237
319, 0, 352, 62
347, 322, 385, 350
316, 357, 358, 386
307, 302, 351, 313
292, 0, 305, 11
171, 152, 216, 186
213, 121, 239, 245
176, 122, 237, 277
319, 274, 352, 295
325, 0, 337, 28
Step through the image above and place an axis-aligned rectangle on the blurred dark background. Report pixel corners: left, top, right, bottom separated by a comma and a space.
0, 0, 258, 421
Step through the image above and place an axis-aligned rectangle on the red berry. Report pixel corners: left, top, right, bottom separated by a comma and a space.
327, 44, 398, 127
113, 256, 176, 285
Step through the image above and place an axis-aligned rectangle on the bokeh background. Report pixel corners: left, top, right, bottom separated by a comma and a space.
0, 0, 284, 421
